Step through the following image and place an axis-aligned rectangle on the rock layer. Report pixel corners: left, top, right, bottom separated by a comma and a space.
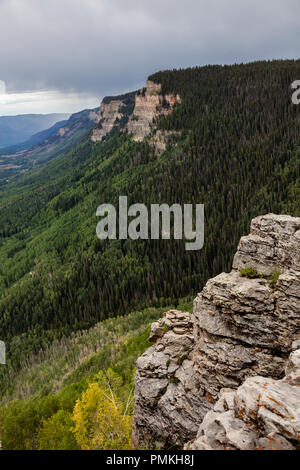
133, 214, 300, 449
185, 348, 300, 450
91, 81, 180, 151
127, 80, 181, 147
91, 99, 125, 143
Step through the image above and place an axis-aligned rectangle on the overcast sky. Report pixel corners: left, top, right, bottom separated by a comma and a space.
0, 0, 299, 115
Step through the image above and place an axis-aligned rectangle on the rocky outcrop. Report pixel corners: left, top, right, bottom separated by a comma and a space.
91, 99, 124, 143
148, 129, 180, 155
133, 214, 300, 449
185, 346, 300, 450
127, 80, 181, 148
91, 81, 180, 151
133, 310, 200, 449
233, 213, 300, 275
91, 92, 135, 143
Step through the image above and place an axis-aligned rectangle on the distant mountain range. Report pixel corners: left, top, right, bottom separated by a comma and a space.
0, 108, 99, 179
0, 113, 70, 148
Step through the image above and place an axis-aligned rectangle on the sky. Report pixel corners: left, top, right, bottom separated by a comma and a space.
0, 0, 299, 116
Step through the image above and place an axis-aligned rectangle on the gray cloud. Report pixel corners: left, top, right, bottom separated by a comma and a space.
0, 0, 299, 101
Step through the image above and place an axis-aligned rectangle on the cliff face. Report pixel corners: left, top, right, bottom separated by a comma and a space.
133, 214, 300, 450
91, 81, 180, 150
91, 99, 125, 143
185, 344, 300, 450
126, 80, 181, 146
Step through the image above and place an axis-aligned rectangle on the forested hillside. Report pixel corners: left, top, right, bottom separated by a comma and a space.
0, 108, 99, 181
0, 60, 299, 403
0, 298, 193, 450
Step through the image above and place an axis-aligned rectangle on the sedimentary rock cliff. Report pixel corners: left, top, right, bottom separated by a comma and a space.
127, 80, 181, 146
91, 92, 135, 143
133, 214, 300, 450
91, 99, 124, 142
91, 81, 180, 151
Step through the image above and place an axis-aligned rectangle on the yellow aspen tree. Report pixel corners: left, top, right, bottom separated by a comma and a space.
72, 382, 132, 450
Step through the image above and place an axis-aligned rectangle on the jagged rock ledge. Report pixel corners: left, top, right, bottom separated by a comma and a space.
185, 346, 300, 450
133, 214, 300, 450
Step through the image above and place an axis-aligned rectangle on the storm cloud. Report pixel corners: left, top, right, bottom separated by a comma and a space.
0, 0, 299, 113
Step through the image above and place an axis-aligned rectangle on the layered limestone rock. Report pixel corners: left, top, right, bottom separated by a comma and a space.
91, 99, 125, 143
133, 214, 300, 449
185, 347, 300, 450
127, 80, 181, 147
133, 310, 201, 448
233, 213, 300, 275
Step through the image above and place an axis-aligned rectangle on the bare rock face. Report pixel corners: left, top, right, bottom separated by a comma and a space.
127, 80, 181, 146
91, 99, 125, 143
132, 310, 202, 449
133, 214, 300, 449
185, 347, 300, 450
233, 214, 300, 275
91, 81, 180, 151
